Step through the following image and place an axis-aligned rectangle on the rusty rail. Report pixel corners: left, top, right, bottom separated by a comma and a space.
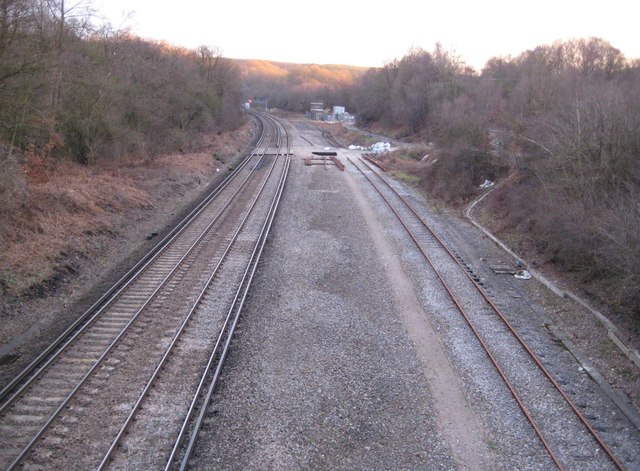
349, 156, 626, 471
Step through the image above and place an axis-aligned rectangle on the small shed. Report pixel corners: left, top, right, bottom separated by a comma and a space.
309, 102, 325, 120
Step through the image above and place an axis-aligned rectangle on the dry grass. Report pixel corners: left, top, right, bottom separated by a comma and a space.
315, 122, 378, 148
0, 122, 253, 297
371, 145, 508, 209
1, 158, 152, 294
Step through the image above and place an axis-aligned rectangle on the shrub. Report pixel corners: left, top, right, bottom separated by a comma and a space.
418, 148, 509, 206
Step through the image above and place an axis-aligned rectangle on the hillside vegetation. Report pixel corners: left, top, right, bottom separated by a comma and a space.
350, 40, 640, 320
2, 1, 638, 323
1, 6, 245, 165
0, 1, 247, 298
236, 59, 366, 112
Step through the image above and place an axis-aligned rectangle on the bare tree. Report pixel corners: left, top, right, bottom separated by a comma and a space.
196, 44, 222, 83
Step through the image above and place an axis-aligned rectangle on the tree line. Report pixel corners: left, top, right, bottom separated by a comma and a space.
350, 39, 640, 317
0, 0, 245, 166
237, 59, 364, 113
2, 2, 637, 316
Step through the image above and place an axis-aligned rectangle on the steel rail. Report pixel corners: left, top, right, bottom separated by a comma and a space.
352, 157, 626, 470
5, 144, 275, 471
97, 114, 285, 470
1, 119, 273, 470
300, 135, 314, 146
166, 113, 290, 471
0, 117, 266, 406
320, 127, 343, 149
1, 120, 270, 416
348, 157, 565, 470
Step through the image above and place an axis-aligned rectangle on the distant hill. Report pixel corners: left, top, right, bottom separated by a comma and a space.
235, 59, 368, 82
232, 59, 368, 111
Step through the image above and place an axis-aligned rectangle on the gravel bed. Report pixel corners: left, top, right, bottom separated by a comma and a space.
361, 167, 640, 469
13, 152, 284, 469
189, 145, 471, 469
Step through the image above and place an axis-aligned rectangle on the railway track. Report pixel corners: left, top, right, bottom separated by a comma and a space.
319, 128, 343, 149
348, 156, 630, 471
0, 113, 290, 470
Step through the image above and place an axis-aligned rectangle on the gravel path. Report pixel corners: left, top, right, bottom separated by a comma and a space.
4, 116, 639, 469
354, 161, 640, 469
188, 118, 640, 470
188, 130, 496, 469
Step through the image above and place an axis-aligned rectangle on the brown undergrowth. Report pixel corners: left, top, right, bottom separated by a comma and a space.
314, 122, 378, 148
381, 144, 640, 327
0, 123, 253, 299
374, 144, 509, 208
325, 122, 638, 330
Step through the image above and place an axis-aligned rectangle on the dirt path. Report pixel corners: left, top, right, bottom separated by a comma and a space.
343, 164, 495, 469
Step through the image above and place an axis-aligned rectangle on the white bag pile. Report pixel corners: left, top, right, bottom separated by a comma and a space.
370, 142, 391, 154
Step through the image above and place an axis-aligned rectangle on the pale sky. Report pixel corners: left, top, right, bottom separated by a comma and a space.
93, 0, 639, 70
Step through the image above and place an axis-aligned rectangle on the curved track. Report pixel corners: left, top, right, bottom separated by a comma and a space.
162, 114, 290, 471
348, 156, 627, 471
0, 113, 290, 470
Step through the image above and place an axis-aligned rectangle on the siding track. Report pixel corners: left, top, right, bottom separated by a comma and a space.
349, 156, 628, 471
